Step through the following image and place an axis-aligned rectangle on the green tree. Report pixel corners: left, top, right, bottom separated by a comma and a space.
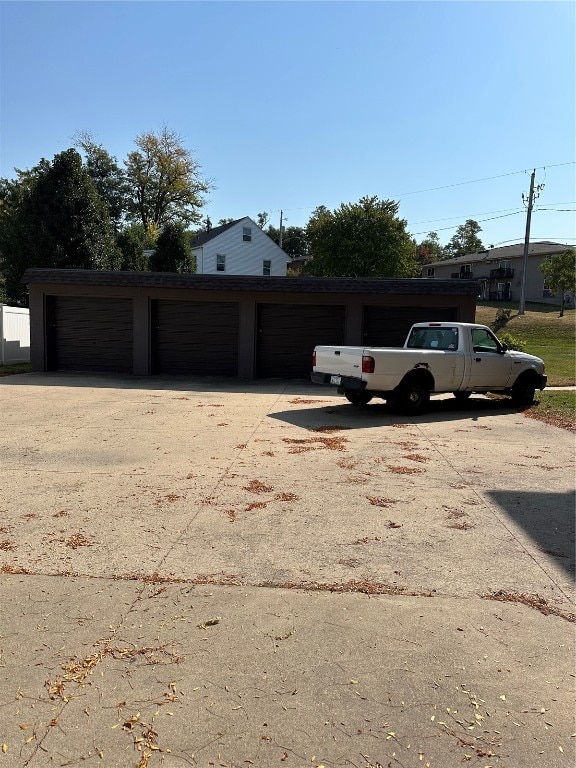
442, 219, 484, 259
0, 150, 119, 304
303, 196, 417, 278
256, 212, 269, 229
267, 224, 309, 261
416, 231, 443, 265
149, 222, 196, 273
75, 131, 130, 231
540, 248, 576, 317
0, 173, 38, 303
116, 223, 154, 271
125, 127, 211, 232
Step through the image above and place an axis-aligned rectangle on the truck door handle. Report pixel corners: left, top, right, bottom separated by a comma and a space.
475, 358, 481, 362
334, 351, 340, 355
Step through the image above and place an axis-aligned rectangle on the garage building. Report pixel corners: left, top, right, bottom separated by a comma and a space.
25, 269, 479, 379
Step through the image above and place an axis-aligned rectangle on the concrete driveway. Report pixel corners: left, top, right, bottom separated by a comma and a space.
0, 373, 574, 768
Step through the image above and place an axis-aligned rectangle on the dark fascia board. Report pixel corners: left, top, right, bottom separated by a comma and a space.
23, 269, 480, 296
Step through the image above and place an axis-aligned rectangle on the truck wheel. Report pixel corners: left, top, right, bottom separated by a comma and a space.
511, 376, 536, 407
397, 382, 430, 415
453, 391, 472, 401
344, 390, 373, 406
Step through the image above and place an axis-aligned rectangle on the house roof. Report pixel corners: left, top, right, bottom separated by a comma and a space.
190, 217, 247, 248
428, 241, 570, 268
23, 269, 480, 296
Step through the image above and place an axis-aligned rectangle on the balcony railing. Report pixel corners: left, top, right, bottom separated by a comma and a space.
489, 267, 514, 279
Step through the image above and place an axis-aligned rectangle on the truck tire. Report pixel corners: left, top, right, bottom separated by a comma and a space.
344, 390, 373, 406
397, 382, 430, 415
453, 391, 472, 401
511, 375, 536, 407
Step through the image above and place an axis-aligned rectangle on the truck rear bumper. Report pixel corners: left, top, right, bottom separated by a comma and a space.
310, 372, 366, 391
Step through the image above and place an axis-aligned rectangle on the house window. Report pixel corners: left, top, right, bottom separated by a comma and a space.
216, 254, 226, 272
460, 263, 472, 274
499, 260, 512, 270
263, 259, 271, 276
426, 267, 435, 277
243, 227, 252, 242
542, 278, 553, 298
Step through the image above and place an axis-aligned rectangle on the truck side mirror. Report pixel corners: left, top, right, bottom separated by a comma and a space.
500, 344, 508, 353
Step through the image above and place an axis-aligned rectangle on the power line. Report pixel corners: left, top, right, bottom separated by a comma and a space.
264, 162, 575, 217
395, 160, 575, 198
410, 202, 575, 227
412, 206, 525, 225
412, 210, 524, 236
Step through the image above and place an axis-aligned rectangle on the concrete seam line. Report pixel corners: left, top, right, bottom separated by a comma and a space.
151, 382, 291, 576
411, 422, 573, 603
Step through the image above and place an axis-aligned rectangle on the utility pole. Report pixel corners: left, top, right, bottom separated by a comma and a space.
518, 170, 544, 315
279, 210, 284, 249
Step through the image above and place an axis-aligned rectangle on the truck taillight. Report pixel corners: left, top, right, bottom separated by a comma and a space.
362, 355, 375, 374
312, 350, 316, 367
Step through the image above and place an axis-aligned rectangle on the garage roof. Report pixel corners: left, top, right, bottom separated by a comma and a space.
23, 269, 480, 295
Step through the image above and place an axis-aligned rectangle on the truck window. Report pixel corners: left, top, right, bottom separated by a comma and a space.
407, 327, 459, 350
472, 328, 500, 353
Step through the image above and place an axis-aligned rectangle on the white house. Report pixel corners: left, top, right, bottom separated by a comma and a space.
190, 217, 288, 276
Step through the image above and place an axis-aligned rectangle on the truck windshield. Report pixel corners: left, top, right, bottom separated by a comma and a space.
407, 327, 459, 350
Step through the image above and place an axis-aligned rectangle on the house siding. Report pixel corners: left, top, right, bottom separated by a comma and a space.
192, 217, 287, 276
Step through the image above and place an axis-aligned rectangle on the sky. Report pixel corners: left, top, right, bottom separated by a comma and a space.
1, 0, 574, 249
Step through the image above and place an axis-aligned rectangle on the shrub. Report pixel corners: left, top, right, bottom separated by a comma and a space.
498, 332, 526, 352
491, 308, 512, 333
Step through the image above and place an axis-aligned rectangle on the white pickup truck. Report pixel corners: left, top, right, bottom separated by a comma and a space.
311, 322, 547, 414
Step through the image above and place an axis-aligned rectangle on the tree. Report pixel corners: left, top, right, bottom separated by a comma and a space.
0, 149, 119, 304
303, 196, 417, 278
75, 131, 130, 231
442, 219, 484, 259
149, 222, 196, 273
0, 174, 36, 303
256, 212, 269, 229
125, 127, 210, 233
116, 224, 154, 271
267, 224, 309, 261
416, 231, 443, 265
540, 248, 576, 317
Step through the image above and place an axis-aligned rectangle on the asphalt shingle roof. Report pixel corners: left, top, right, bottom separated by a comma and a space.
190, 219, 243, 247
429, 241, 569, 268
23, 269, 480, 296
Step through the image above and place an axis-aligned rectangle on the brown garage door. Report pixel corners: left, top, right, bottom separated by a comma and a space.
257, 303, 345, 378
363, 306, 458, 347
152, 300, 239, 375
47, 296, 133, 373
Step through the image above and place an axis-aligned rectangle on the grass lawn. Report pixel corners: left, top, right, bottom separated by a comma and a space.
0, 362, 32, 377
526, 390, 576, 433
476, 301, 575, 386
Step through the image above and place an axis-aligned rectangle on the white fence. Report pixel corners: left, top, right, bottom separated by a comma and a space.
0, 304, 30, 365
